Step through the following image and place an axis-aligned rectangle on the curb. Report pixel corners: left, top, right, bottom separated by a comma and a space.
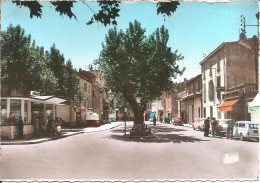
1, 122, 124, 145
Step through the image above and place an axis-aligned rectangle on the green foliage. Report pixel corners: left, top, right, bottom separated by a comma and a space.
87, 1, 120, 26
51, 1, 77, 19
1, 24, 83, 102
157, 1, 180, 16
13, 1, 179, 26
47, 44, 66, 97
96, 20, 184, 115
13, 1, 42, 18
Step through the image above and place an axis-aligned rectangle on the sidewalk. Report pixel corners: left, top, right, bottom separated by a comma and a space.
1, 122, 124, 145
183, 124, 193, 128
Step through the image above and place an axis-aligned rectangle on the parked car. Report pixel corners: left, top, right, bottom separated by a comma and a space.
210, 119, 228, 137
233, 121, 259, 141
172, 118, 183, 126
193, 119, 205, 131
109, 117, 116, 122
164, 117, 172, 124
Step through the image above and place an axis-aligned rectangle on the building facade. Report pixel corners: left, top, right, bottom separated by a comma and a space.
182, 74, 202, 125
177, 79, 188, 123
200, 37, 258, 120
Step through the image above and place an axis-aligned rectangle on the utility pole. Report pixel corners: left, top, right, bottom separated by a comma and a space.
240, 15, 247, 40
240, 14, 258, 40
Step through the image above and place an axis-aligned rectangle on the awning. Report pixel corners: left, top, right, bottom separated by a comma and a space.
218, 99, 240, 112
248, 92, 260, 113
150, 112, 156, 117
30, 95, 66, 104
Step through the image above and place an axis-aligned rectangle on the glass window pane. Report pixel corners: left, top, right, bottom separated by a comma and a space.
24, 100, 28, 124
10, 99, 21, 119
1, 99, 8, 125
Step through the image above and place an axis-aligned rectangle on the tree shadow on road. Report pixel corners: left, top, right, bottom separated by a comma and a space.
111, 124, 186, 134
107, 134, 210, 143
107, 124, 210, 143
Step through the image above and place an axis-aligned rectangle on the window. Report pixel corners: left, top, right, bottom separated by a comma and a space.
217, 60, 221, 71
24, 100, 28, 124
88, 85, 90, 93
217, 111, 222, 119
203, 65, 206, 80
239, 123, 245, 128
46, 104, 53, 118
208, 80, 214, 102
10, 99, 21, 119
1, 99, 7, 125
210, 106, 213, 119
217, 54, 221, 71
209, 62, 212, 76
204, 107, 206, 118
203, 84, 206, 102
217, 76, 221, 99
249, 124, 258, 129
84, 83, 87, 92
217, 76, 221, 87
198, 107, 200, 118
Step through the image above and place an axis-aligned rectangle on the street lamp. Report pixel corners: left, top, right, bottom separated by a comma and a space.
124, 108, 127, 135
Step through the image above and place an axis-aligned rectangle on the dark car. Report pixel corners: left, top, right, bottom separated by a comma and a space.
172, 118, 184, 126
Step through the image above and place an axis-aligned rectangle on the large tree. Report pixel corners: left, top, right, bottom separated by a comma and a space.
13, 1, 180, 26
1, 24, 83, 103
95, 20, 184, 126
1, 24, 58, 96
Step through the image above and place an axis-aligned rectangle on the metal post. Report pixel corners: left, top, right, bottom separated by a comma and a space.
124, 108, 127, 135
124, 112, 126, 135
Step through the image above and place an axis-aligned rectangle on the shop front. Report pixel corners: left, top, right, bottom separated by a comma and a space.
1, 96, 65, 139
248, 92, 260, 122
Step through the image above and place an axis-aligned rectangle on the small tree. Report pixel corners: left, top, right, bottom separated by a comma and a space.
96, 20, 184, 128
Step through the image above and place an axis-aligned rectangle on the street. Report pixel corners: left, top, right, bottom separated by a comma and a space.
1, 121, 259, 180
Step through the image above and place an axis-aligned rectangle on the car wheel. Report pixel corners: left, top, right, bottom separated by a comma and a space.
198, 126, 201, 131
193, 126, 195, 130
240, 133, 244, 141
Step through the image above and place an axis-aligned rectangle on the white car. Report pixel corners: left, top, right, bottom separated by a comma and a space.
233, 121, 259, 141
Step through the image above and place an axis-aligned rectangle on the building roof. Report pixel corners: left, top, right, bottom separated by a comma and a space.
186, 74, 202, 85
199, 38, 256, 65
77, 70, 96, 83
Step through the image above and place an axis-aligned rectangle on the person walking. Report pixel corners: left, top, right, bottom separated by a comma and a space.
204, 117, 210, 137
153, 116, 156, 126
47, 117, 53, 136
18, 116, 24, 139
227, 118, 235, 139
211, 117, 218, 137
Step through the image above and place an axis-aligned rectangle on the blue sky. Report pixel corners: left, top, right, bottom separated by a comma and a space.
2, 1, 259, 82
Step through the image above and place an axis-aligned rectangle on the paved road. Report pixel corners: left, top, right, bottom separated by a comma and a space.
1, 121, 259, 180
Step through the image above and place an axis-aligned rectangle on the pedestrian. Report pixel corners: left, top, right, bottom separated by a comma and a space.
153, 116, 156, 126
47, 116, 53, 136
34, 117, 40, 137
204, 117, 210, 137
211, 117, 218, 136
227, 118, 235, 139
18, 116, 24, 139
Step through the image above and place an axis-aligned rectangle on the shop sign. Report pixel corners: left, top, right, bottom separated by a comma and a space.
248, 106, 259, 113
